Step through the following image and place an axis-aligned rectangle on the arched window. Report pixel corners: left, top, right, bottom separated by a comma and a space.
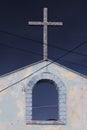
26, 72, 66, 125
32, 79, 58, 121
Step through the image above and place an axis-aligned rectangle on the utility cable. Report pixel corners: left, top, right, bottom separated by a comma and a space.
0, 41, 87, 59
61, 59, 87, 68
32, 104, 57, 109
0, 41, 87, 69
0, 30, 87, 57
0, 40, 86, 93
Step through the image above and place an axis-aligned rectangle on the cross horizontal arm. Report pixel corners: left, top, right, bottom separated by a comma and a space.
28, 21, 63, 26
28, 7, 63, 61
28, 21, 43, 25
47, 22, 63, 26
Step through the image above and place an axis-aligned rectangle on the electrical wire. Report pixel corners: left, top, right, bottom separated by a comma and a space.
0, 41, 87, 69
61, 59, 87, 68
0, 40, 87, 93
1, 41, 87, 61
32, 104, 57, 109
0, 30, 87, 57
0, 42, 42, 57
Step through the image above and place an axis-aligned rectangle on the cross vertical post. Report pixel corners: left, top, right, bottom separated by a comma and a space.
43, 8, 47, 60
28, 7, 63, 60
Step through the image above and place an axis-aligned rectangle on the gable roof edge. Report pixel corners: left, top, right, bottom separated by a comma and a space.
0, 59, 87, 79
0, 60, 45, 78
49, 59, 87, 79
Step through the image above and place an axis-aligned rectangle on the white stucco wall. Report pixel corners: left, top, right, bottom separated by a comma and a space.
0, 60, 87, 130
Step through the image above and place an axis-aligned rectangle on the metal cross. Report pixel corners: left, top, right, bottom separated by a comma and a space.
28, 8, 63, 60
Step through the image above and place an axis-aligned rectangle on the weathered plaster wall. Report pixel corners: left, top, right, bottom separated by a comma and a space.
0, 61, 87, 130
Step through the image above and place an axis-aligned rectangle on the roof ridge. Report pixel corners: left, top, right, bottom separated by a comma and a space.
0, 59, 87, 78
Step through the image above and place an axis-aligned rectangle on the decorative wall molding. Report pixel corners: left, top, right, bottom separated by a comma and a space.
26, 72, 66, 125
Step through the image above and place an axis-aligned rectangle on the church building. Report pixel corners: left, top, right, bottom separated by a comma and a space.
0, 8, 87, 130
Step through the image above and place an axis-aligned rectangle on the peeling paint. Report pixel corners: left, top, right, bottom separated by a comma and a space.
0, 60, 87, 130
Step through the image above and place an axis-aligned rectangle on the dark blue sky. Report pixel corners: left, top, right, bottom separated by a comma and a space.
0, 0, 87, 75
0, 0, 87, 122
32, 81, 58, 120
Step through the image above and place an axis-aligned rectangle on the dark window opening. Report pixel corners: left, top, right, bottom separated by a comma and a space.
32, 79, 58, 121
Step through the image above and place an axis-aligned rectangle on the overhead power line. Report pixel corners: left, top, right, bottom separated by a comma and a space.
0, 40, 87, 72
0, 42, 42, 57
0, 41, 87, 68
60, 59, 87, 68
0, 41, 87, 59
0, 40, 87, 93
0, 30, 87, 57
32, 104, 57, 109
